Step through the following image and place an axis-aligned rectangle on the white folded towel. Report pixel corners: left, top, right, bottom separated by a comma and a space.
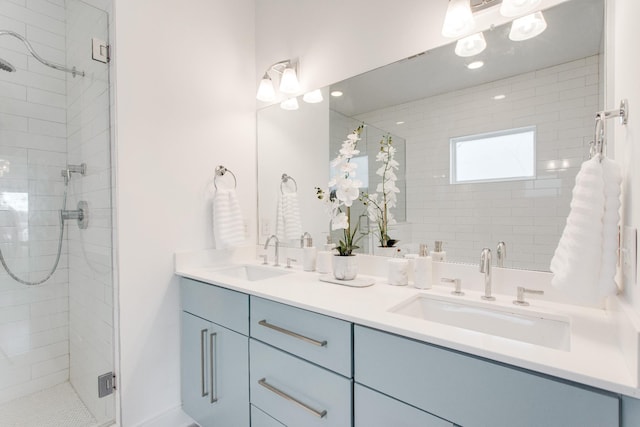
550, 156, 621, 302
213, 189, 245, 249
276, 192, 302, 242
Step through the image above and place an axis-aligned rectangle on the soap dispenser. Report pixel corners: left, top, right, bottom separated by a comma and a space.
430, 240, 447, 262
301, 233, 316, 272
414, 244, 433, 289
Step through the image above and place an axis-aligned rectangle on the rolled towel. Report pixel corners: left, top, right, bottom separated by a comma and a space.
213, 189, 245, 249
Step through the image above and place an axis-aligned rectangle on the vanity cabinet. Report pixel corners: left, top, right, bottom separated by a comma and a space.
249, 296, 353, 426
354, 325, 620, 427
180, 279, 249, 427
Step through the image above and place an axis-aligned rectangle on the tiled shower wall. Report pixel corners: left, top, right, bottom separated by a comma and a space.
356, 55, 600, 270
65, 0, 113, 423
0, 0, 70, 403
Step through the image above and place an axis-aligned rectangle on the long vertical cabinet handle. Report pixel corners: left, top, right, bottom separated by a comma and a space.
209, 332, 218, 403
200, 329, 209, 398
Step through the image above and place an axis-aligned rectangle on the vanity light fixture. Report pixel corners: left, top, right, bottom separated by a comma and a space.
442, 0, 475, 38
330, 90, 344, 97
455, 32, 487, 57
509, 11, 547, 41
256, 59, 300, 102
467, 60, 484, 70
303, 89, 323, 103
500, 0, 541, 17
396, 121, 405, 125
280, 97, 299, 111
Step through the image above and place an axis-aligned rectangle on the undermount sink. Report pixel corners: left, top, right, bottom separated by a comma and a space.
213, 264, 292, 282
390, 294, 571, 351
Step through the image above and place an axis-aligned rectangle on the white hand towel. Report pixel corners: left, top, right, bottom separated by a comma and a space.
550, 156, 621, 302
213, 189, 245, 249
275, 192, 302, 242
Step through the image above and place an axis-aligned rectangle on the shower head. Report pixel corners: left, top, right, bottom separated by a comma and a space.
0, 58, 15, 72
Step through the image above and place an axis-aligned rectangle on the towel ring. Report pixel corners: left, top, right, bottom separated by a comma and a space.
280, 173, 298, 194
214, 165, 237, 190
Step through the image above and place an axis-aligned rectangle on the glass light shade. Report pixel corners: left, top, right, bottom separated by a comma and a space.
279, 66, 300, 94
500, 0, 542, 18
455, 32, 487, 57
467, 60, 484, 70
441, 0, 475, 38
280, 97, 299, 111
303, 89, 324, 103
509, 11, 547, 41
256, 73, 276, 102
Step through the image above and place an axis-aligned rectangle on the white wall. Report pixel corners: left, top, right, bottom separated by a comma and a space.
0, 0, 70, 404
612, 0, 640, 313
112, 0, 256, 425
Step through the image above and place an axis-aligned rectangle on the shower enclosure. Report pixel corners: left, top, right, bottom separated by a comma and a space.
0, 0, 114, 425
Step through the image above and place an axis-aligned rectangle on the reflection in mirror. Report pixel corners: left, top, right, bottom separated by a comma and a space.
257, 0, 604, 271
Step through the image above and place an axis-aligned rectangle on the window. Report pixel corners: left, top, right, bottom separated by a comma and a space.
450, 126, 536, 184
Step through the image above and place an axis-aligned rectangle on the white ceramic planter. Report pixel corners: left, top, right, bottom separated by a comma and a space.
332, 255, 358, 280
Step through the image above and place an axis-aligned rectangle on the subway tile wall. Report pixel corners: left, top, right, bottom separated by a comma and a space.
356, 55, 600, 271
0, 0, 70, 404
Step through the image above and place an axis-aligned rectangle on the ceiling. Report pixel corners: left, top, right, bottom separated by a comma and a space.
330, 0, 604, 117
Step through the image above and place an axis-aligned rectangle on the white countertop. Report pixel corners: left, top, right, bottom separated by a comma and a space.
175, 248, 640, 398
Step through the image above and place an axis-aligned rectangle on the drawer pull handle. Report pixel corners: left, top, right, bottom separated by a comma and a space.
200, 329, 208, 398
258, 320, 327, 347
258, 378, 327, 419
210, 332, 218, 403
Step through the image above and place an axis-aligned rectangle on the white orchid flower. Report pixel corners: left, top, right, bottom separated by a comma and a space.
332, 212, 349, 230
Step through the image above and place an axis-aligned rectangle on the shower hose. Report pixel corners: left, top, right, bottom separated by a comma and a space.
0, 186, 68, 286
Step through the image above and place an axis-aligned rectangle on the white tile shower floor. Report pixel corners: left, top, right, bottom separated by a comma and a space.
0, 382, 97, 427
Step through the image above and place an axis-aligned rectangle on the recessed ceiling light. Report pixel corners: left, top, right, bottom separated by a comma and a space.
330, 90, 343, 97
493, 94, 506, 100
467, 61, 484, 70
396, 121, 405, 125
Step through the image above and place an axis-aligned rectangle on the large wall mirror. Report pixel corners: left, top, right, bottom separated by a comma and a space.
257, 0, 604, 271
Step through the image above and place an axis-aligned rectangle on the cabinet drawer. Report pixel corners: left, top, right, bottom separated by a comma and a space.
251, 405, 286, 427
354, 384, 452, 427
250, 339, 352, 427
181, 278, 248, 334
354, 326, 619, 427
250, 296, 352, 376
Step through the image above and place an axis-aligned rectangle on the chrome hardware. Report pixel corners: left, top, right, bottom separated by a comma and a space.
92, 38, 109, 63
286, 258, 297, 268
97, 372, 115, 398
442, 278, 464, 296
61, 163, 86, 184
281, 173, 299, 194
61, 201, 88, 229
480, 248, 495, 301
258, 378, 327, 419
209, 332, 218, 403
264, 235, 280, 266
513, 286, 544, 306
496, 241, 506, 268
300, 231, 312, 248
258, 319, 327, 347
260, 254, 268, 265
200, 329, 208, 398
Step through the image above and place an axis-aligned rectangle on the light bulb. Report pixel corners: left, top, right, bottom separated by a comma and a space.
280, 97, 299, 111
441, 0, 475, 38
455, 32, 486, 57
256, 73, 276, 102
509, 11, 547, 41
279, 66, 300, 94
467, 60, 484, 70
303, 89, 324, 103
500, 0, 542, 18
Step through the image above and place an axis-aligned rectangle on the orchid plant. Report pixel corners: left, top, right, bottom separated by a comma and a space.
315, 125, 366, 256
360, 134, 400, 248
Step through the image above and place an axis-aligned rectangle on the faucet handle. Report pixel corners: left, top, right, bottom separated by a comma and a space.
286, 257, 297, 269
259, 254, 268, 265
513, 286, 544, 306
441, 278, 464, 296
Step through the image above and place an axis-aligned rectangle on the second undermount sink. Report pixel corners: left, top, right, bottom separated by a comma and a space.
214, 264, 292, 282
390, 294, 571, 351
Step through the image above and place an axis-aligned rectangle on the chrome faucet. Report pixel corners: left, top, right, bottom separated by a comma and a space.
264, 235, 280, 266
496, 241, 507, 268
480, 248, 495, 301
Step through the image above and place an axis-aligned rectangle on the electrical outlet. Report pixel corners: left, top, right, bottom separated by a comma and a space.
622, 226, 637, 285
261, 218, 271, 236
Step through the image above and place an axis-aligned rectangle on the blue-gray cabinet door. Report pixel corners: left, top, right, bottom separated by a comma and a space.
181, 311, 249, 427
